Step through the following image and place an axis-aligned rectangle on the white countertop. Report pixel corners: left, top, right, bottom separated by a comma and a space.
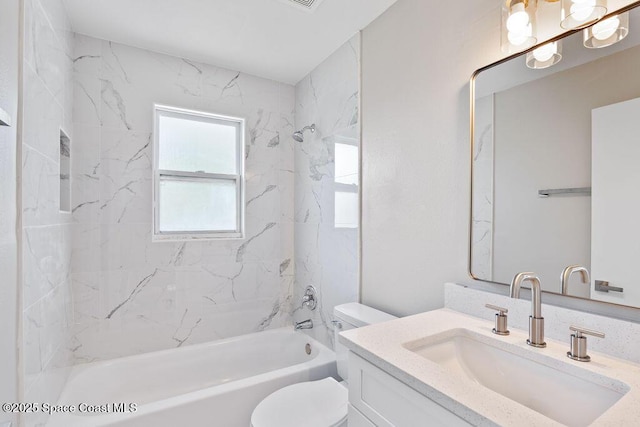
339, 308, 640, 427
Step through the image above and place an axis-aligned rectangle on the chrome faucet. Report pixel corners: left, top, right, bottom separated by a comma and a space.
510, 272, 546, 348
295, 319, 313, 330
561, 265, 590, 295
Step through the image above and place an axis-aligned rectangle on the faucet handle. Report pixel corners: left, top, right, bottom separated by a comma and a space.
567, 325, 605, 362
485, 304, 509, 336
301, 285, 317, 310
485, 304, 508, 315
570, 325, 605, 339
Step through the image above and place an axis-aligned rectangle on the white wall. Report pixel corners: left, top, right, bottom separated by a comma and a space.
70, 35, 296, 362
0, 0, 19, 424
21, 0, 76, 424
294, 35, 360, 348
360, 0, 640, 317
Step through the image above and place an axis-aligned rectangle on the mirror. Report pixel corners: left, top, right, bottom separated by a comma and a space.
471, 3, 640, 309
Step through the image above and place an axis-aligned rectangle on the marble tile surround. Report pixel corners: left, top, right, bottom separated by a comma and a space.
21, 0, 75, 425
70, 34, 296, 362
293, 35, 361, 348
445, 282, 640, 363
24, 9, 359, 380
471, 95, 493, 280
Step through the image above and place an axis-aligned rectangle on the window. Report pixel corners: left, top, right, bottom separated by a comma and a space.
153, 105, 244, 240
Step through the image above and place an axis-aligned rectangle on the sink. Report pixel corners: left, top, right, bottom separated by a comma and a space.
403, 328, 628, 427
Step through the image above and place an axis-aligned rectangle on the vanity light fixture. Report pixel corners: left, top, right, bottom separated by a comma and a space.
502, 0, 538, 53
560, 0, 607, 29
583, 12, 629, 48
502, 0, 629, 70
526, 40, 563, 68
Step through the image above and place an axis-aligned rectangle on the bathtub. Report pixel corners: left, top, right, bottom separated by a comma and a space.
47, 328, 337, 427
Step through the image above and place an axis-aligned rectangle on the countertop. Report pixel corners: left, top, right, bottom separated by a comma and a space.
339, 308, 640, 426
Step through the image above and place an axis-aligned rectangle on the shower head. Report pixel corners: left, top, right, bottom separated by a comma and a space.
292, 124, 315, 142
292, 131, 304, 143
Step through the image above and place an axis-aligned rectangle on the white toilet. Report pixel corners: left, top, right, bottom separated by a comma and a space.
251, 303, 396, 427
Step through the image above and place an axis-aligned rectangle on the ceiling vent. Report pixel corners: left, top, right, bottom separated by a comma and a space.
279, 0, 326, 13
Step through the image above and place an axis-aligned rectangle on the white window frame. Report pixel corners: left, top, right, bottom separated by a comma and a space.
152, 105, 245, 241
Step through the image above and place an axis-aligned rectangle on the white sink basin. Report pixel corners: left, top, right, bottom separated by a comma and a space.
403, 328, 628, 427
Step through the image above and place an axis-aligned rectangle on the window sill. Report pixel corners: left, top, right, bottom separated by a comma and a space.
152, 232, 244, 242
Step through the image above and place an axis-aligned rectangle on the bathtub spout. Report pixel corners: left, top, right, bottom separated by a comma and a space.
295, 319, 313, 330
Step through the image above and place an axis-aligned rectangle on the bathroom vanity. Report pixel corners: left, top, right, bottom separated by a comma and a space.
340, 285, 640, 426
346, 350, 470, 427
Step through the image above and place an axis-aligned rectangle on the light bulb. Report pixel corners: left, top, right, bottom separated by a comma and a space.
508, 23, 532, 46
570, 0, 596, 22
592, 16, 620, 40
532, 43, 557, 62
507, 3, 530, 32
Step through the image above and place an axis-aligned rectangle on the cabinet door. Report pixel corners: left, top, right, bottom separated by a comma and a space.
348, 353, 472, 427
348, 404, 376, 427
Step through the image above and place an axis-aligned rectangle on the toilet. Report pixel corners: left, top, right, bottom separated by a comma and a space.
251, 303, 396, 427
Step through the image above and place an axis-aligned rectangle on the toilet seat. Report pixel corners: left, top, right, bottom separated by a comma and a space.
251, 377, 348, 427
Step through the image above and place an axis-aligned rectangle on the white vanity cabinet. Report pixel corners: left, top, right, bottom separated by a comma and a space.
347, 352, 472, 427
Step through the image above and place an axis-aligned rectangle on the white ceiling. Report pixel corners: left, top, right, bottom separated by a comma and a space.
62, 0, 397, 85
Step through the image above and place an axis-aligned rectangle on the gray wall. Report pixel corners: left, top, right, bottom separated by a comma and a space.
0, 0, 19, 424
360, 0, 500, 316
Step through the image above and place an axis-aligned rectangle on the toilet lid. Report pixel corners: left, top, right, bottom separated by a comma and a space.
251, 377, 348, 427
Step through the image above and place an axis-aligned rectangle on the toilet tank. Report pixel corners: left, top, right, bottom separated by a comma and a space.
333, 303, 396, 381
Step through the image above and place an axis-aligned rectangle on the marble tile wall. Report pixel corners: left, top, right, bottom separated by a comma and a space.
21, 0, 75, 425
70, 35, 296, 362
293, 34, 361, 348
471, 95, 494, 280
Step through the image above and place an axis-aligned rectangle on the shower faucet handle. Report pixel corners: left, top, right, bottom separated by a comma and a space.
301, 285, 317, 310
485, 304, 510, 336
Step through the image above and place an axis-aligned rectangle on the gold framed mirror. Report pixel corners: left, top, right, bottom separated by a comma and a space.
470, 0, 640, 309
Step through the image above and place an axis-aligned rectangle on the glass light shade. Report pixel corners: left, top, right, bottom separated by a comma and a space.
526, 41, 563, 69
502, 0, 538, 54
583, 12, 629, 48
561, 0, 607, 29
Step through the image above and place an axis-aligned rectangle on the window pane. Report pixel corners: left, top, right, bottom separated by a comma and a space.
158, 113, 238, 174
335, 143, 359, 185
335, 191, 358, 229
159, 178, 237, 232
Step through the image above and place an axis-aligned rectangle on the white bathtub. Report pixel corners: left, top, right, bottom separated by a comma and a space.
48, 328, 337, 427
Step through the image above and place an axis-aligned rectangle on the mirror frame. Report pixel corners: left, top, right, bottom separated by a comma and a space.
468, 0, 640, 312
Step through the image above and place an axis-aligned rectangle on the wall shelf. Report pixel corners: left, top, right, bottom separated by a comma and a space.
538, 187, 592, 198
0, 107, 11, 127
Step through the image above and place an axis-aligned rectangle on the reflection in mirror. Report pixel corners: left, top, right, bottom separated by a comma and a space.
334, 128, 359, 229
471, 5, 640, 309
